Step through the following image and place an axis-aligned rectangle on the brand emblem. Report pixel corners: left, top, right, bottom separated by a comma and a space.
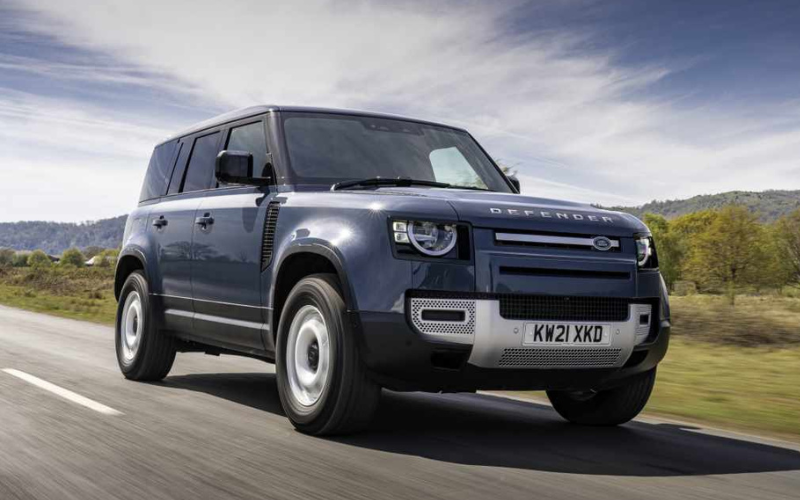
592, 236, 613, 251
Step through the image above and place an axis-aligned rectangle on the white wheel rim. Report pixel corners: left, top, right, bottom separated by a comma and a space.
286, 305, 331, 407
121, 291, 143, 362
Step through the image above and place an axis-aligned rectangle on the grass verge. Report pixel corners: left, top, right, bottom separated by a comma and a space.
0, 266, 116, 324
645, 338, 800, 439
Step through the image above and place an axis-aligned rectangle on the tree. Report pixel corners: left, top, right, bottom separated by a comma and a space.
82, 246, 104, 260
775, 209, 800, 287
683, 206, 763, 304
27, 250, 52, 269
12, 252, 29, 267
60, 248, 85, 267
642, 214, 684, 291
0, 248, 14, 267
671, 209, 719, 240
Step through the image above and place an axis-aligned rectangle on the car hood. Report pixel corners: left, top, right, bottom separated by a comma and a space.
370, 188, 647, 237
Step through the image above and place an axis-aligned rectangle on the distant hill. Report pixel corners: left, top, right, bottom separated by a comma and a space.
0, 215, 127, 255
610, 190, 800, 222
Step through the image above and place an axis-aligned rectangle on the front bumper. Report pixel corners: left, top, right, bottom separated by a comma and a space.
411, 298, 652, 369
353, 297, 669, 392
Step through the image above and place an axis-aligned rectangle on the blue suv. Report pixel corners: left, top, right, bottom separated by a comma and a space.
115, 106, 670, 435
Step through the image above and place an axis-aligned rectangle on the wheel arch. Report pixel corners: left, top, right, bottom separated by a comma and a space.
114, 249, 149, 301
271, 244, 356, 343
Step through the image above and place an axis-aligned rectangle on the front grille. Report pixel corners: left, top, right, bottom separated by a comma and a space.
499, 295, 630, 322
498, 348, 623, 368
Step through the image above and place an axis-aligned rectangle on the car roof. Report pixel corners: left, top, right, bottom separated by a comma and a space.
157, 105, 469, 145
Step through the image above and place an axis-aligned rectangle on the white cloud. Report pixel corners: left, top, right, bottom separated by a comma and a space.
0, 90, 177, 221
3, 0, 800, 220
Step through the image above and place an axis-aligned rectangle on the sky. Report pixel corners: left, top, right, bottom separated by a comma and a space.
1, 0, 799, 222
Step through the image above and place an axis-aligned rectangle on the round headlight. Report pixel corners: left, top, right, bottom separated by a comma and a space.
407, 221, 457, 256
635, 237, 652, 267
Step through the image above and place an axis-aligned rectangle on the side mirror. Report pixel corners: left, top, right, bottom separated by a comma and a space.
508, 174, 521, 193
216, 150, 271, 186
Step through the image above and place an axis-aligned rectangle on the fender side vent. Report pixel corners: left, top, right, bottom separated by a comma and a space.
261, 202, 280, 270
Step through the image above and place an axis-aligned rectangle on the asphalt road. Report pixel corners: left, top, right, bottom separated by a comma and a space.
1, 305, 799, 500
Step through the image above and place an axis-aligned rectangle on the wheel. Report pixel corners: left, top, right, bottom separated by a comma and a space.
115, 270, 176, 381
276, 274, 380, 435
546, 369, 657, 426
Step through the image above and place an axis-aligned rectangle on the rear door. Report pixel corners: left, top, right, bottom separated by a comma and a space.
191, 118, 273, 351
150, 130, 221, 333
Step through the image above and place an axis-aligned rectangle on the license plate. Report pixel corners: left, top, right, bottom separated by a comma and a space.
522, 323, 611, 346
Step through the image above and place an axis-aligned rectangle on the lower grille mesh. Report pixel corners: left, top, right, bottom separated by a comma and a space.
409, 298, 475, 337
499, 295, 630, 322
498, 348, 623, 368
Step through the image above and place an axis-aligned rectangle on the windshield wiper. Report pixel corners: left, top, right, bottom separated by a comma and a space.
331, 177, 452, 191
443, 184, 491, 191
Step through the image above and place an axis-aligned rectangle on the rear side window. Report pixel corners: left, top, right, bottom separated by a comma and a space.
139, 140, 178, 202
182, 132, 221, 193
226, 122, 269, 177
167, 140, 190, 195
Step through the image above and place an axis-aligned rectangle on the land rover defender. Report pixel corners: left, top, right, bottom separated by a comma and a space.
115, 106, 670, 435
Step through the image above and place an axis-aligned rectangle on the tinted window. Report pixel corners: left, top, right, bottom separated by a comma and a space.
167, 141, 190, 195
226, 121, 270, 177
182, 132, 221, 193
282, 113, 510, 192
139, 140, 178, 201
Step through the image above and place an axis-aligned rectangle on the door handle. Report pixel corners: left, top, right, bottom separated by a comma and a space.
152, 216, 168, 228
195, 213, 214, 228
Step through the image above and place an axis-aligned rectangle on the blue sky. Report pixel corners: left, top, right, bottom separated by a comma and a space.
1, 0, 799, 222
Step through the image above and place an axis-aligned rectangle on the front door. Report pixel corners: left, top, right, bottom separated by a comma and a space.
190, 119, 274, 352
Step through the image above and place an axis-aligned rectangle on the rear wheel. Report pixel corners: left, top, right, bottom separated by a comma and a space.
546, 369, 656, 426
276, 274, 380, 435
115, 271, 176, 381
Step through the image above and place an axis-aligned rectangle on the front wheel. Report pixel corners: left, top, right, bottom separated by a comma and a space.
546, 369, 656, 426
276, 274, 380, 435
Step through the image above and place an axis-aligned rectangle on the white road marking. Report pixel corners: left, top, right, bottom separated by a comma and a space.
2, 368, 123, 416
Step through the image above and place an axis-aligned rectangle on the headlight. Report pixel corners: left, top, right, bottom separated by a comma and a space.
635, 236, 653, 267
392, 220, 457, 257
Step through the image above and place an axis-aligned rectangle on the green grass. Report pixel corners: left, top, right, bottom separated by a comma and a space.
648, 338, 800, 439
0, 283, 116, 324
669, 294, 800, 346
0, 266, 116, 324
1, 265, 799, 440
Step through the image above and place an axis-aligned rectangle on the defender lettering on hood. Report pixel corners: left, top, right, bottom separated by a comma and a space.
489, 207, 615, 223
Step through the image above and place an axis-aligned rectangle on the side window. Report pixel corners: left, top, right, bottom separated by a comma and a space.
167, 140, 190, 195
139, 139, 178, 201
429, 147, 488, 189
226, 121, 269, 177
181, 131, 221, 193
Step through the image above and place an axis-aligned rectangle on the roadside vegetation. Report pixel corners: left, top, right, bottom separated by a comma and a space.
0, 205, 799, 439
0, 247, 117, 324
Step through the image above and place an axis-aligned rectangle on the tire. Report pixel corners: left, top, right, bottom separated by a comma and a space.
546, 368, 657, 426
276, 274, 380, 435
115, 270, 176, 381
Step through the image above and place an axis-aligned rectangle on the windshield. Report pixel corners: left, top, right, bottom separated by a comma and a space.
281, 112, 513, 192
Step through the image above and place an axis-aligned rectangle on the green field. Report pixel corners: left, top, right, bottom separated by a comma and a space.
646, 338, 800, 438
0, 266, 116, 324
1, 266, 798, 440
